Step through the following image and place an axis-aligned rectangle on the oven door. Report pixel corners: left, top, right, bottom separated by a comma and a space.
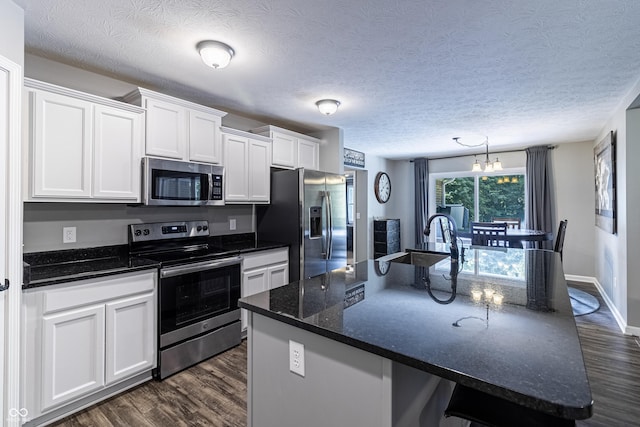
159, 256, 241, 348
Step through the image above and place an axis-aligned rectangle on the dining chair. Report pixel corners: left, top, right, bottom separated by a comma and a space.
554, 219, 568, 261
492, 217, 521, 229
439, 217, 451, 243
470, 222, 508, 247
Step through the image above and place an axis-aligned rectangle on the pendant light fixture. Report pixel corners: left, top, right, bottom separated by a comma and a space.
453, 137, 503, 173
197, 40, 235, 69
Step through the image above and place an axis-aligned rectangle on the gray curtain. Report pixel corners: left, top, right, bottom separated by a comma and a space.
414, 158, 428, 246
525, 146, 554, 249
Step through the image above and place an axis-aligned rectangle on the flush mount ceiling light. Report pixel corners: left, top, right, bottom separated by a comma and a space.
453, 137, 503, 173
315, 99, 341, 115
197, 40, 235, 69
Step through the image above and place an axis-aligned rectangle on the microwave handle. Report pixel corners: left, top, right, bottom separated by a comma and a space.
208, 173, 214, 201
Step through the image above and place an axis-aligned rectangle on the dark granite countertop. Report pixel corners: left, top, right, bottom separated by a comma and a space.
22, 236, 289, 289
239, 247, 593, 420
23, 245, 160, 289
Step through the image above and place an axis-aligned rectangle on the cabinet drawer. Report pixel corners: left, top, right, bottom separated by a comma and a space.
242, 248, 288, 271
43, 271, 156, 314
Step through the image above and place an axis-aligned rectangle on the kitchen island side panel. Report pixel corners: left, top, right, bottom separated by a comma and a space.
248, 312, 392, 427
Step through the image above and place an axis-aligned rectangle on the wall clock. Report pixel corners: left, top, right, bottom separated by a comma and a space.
374, 172, 391, 203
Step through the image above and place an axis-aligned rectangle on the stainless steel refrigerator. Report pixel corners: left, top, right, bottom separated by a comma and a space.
257, 168, 347, 282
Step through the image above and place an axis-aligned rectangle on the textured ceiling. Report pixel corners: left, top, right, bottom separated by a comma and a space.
14, 0, 640, 159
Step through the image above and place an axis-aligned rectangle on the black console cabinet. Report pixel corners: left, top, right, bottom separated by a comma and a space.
373, 219, 400, 259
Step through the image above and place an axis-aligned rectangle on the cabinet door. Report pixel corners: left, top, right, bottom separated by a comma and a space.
144, 97, 186, 159
271, 132, 296, 168
105, 292, 155, 385
31, 90, 92, 198
298, 138, 319, 170
223, 133, 249, 201
248, 139, 271, 202
241, 267, 269, 331
93, 105, 142, 200
42, 305, 105, 412
188, 110, 221, 164
268, 262, 289, 290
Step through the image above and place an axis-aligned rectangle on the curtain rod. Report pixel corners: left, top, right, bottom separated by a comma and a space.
413, 145, 555, 162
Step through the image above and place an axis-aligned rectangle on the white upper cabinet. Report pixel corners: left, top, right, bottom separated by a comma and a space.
251, 125, 321, 170
24, 79, 144, 202
123, 88, 226, 164
189, 110, 222, 164
93, 105, 143, 199
143, 97, 186, 159
297, 137, 320, 170
222, 127, 271, 204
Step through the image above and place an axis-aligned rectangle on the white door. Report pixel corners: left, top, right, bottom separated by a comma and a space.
241, 267, 268, 331
1, 54, 22, 426
189, 110, 221, 164
268, 262, 289, 290
105, 293, 155, 385
271, 132, 296, 168
0, 61, 7, 425
42, 305, 106, 411
248, 139, 271, 202
298, 138, 319, 170
31, 90, 92, 198
93, 105, 142, 200
144, 97, 185, 159
223, 134, 249, 201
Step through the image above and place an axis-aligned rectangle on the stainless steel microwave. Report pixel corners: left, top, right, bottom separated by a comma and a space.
142, 157, 224, 206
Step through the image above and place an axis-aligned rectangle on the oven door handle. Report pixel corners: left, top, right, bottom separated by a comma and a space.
160, 256, 243, 278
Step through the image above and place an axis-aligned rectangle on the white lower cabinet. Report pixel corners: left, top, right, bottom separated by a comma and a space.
241, 248, 289, 331
42, 304, 106, 412
105, 293, 155, 385
22, 270, 157, 423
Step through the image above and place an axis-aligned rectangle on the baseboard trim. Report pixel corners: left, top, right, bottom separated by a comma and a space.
565, 274, 630, 335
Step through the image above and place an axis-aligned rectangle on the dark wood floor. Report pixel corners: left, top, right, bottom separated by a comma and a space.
51, 281, 639, 427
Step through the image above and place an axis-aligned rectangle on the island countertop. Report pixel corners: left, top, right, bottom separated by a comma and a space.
239, 247, 593, 420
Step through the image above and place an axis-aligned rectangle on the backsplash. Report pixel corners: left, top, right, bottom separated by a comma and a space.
23, 202, 254, 253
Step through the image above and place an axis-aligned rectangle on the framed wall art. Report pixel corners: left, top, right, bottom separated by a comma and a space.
594, 131, 616, 234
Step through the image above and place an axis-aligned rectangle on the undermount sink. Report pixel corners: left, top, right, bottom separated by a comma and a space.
384, 251, 449, 268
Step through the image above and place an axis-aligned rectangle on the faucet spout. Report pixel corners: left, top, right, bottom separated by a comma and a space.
424, 213, 460, 264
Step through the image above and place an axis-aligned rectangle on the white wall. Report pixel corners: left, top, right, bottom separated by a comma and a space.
551, 142, 596, 277
592, 75, 640, 332
0, 0, 23, 66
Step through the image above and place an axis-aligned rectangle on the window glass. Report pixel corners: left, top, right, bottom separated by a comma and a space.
433, 173, 526, 241
478, 175, 525, 223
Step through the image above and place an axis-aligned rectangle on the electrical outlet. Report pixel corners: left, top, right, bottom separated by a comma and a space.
63, 227, 76, 244
229, 218, 237, 230
289, 340, 305, 377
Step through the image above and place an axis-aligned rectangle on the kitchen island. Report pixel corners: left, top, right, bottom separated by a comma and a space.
239, 246, 593, 426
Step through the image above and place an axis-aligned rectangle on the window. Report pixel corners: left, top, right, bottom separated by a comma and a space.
432, 171, 526, 236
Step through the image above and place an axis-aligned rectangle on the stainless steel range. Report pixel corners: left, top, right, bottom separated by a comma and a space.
129, 220, 242, 379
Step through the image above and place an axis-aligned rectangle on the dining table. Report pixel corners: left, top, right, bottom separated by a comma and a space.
459, 228, 553, 248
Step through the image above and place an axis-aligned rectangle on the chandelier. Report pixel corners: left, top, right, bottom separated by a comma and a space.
453, 137, 503, 173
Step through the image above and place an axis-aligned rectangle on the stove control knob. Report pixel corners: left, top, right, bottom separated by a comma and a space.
203, 225, 208, 232
134, 230, 142, 237
143, 229, 150, 236
197, 225, 203, 232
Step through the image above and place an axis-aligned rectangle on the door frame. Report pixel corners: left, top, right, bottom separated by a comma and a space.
1, 54, 23, 426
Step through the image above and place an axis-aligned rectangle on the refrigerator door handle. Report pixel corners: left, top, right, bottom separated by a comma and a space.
326, 190, 334, 259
